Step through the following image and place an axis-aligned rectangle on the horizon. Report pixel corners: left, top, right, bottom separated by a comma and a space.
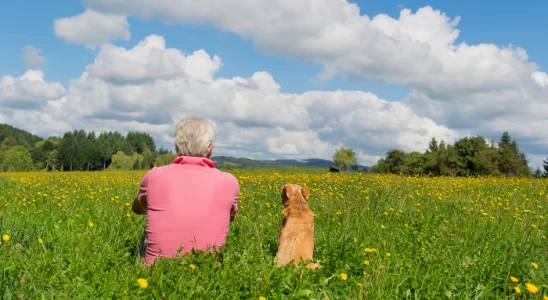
1, 0, 547, 169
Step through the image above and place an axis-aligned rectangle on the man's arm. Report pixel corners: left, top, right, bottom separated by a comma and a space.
132, 171, 151, 215
229, 175, 240, 222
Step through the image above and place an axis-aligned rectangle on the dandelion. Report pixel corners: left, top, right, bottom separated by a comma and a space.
88, 221, 94, 228
340, 273, 347, 280
510, 276, 519, 283
137, 278, 148, 288
381, 225, 385, 229
363, 260, 370, 265
525, 283, 539, 294
38, 237, 43, 244
514, 286, 521, 294
190, 264, 196, 271
259, 297, 266, 300
385, 253, 391, 257
2, 234, 9, 241
531, 262, 538, 269
364, 248, 377, 253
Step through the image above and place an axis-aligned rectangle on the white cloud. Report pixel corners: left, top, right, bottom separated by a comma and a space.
86, 35, 222, 83
2, 34, 457, 166
22, 45, 46, 68
0, 70, 65, 109
8, 0, 548, 167
531, 71, 548, 88
78, 1, 548, 155
83, 2, 538, 89
53, 9, 130, 48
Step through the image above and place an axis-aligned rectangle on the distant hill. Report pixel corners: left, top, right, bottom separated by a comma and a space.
211, 156, 369, 171
0, 123, 43, 148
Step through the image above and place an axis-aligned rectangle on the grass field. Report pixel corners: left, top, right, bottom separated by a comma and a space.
0, 170, 547, 299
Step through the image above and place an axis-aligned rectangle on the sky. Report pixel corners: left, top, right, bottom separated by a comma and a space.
0, 0, 547, 168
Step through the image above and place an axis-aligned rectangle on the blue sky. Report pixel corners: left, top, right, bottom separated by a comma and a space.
2, 0, 547, 101
0, 0, 547, 168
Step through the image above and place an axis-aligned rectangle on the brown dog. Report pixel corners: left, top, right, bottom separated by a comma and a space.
276, 183, 319, 269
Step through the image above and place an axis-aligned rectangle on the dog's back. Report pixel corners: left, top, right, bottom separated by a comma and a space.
277, 184, 318, 269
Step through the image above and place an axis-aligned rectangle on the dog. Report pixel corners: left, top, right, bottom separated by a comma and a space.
276, 183, 319, 269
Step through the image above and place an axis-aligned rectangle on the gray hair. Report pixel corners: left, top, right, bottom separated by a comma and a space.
174, 117, 215, 157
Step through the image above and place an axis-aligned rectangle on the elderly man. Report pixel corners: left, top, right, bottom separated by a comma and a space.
132, 117, 240, 266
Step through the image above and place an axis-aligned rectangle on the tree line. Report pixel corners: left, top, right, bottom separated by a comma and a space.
368, 132, 548, 178
0, 124, 177, 172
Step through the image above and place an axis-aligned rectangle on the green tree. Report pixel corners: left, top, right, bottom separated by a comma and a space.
2, 146, 34, 172
426, 137, 439, 153
543, 157, 548, 177
154, 153, 177, 167
332, 147, 357, 172
497, 132, 530, 177
108, 151, 137, 170
46, 150, 59, 171
533, 167, 544, 178
142, 146, 157, 169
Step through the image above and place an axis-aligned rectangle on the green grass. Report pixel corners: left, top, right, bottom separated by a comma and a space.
0, 171, 546, 299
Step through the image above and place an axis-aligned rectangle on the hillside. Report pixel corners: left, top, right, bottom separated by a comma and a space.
211, 156, 369, 171
0, 123, 44, 149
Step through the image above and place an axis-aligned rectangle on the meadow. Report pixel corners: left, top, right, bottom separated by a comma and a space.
0, 169, 546, 299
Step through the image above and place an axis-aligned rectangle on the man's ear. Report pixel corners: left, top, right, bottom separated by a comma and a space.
301, 187, 310, 200
206, 144, 214, 159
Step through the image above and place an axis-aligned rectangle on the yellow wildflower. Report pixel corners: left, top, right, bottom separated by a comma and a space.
88, 221, 94, 228
2, 234, 9, 241
363, 260, 370, 265
340, 273, 347, 280
525, 283, 539, 294
531, 262, 538, 269
514, 286, 521, 294
190, 264, 196, 271
510, 276, 518, 283
137, 278, 148, 288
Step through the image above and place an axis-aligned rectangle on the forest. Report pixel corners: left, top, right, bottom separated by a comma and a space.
1, 123, 547, 177
0, 124, 176, 172
369, 132, 548, 178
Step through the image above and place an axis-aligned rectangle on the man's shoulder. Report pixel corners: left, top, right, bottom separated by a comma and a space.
215, 170, 239, 185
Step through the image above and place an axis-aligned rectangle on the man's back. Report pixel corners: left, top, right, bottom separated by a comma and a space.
137, 156, 240, 266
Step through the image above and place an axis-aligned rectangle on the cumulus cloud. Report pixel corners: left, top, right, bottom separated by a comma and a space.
53, 9, 130, 48
83, 1, 538, 89
77, 1, 548, 157
2, 34, 457, 166
22, 45, 46, 68
7, 0, 548, 166
531, 71, 548, 88
0, 70, 65, 109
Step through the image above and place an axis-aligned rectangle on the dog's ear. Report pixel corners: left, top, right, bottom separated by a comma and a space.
282, 184, 292, 199
301, 187, 310, 200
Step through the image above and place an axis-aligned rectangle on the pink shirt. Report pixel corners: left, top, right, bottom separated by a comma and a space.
135, 156, 240, 266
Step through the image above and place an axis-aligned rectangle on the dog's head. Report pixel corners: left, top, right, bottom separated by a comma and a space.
281, 183, 310, 208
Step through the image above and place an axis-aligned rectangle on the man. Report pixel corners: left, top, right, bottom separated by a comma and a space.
132, 117, 240, 266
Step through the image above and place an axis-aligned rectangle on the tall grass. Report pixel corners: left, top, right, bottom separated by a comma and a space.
0, 170, 546, 299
